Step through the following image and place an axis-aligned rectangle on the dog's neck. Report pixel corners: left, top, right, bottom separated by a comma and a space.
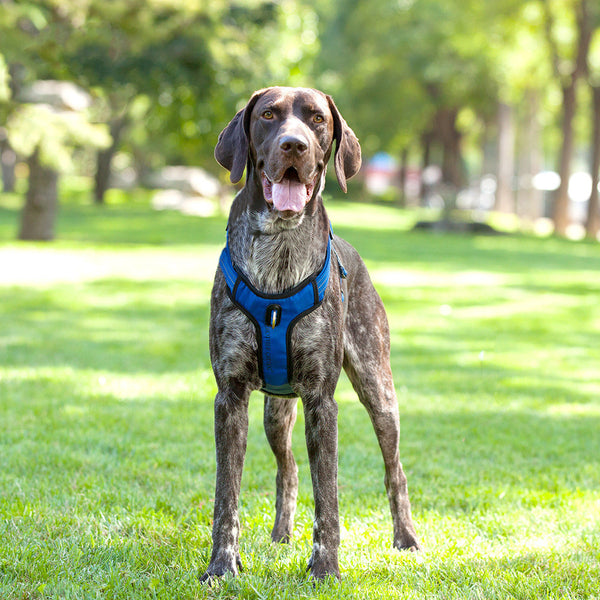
227, 186, 329, 295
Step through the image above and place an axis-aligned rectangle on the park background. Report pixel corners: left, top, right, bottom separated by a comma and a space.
1, 1, 600, 598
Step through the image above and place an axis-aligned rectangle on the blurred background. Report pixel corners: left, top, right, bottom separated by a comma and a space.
1, 0, 600, 241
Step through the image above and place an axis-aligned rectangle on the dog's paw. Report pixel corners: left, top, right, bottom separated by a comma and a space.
306, 552, 340, 581
271, 522, 293, 544
199, 553, 243, 584
199, 571, 216, 585
309, 566, 341, 582
394, 533, 422, 552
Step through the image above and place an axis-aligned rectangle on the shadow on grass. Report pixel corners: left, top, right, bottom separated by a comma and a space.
2, 201, 599, 598
388, 328, 600, 405
0, 201, 227, 247
0, 280, 211, 374
4, 197, 600, 270
334, 223, 600, 276
336, 400, 600, 513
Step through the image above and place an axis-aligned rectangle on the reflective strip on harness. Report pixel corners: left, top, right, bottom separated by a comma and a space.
219, 234, 331, 397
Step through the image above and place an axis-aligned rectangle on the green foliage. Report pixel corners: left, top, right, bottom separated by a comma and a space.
315, 0, 525, 155
1, 0, 599, 214
0, 0, 322, 172
0, 54, 9, 103
6, 104, 110, 171
60, 0, 218, 166
201, 0, 321, 165
588, 8, 600, 85
1, 196, 599, 597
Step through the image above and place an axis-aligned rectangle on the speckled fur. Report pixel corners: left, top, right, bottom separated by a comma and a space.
201, 87, 420, 584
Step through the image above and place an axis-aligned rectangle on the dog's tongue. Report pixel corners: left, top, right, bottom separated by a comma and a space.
272, 178, 307, 212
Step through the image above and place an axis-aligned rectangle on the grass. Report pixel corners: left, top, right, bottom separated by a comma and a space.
1, 189, 599, 599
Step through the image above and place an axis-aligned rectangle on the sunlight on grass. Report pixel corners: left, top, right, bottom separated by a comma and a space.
326, 199, 419, 231
0, 246, 220, 286
371, 268, 509, 288
1, 198, 600, 598
547, 402, 600, 416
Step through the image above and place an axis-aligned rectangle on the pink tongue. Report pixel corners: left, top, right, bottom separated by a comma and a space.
272, 178, 307, 212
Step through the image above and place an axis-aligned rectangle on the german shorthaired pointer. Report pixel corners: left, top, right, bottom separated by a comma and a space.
201, 87, 420, 582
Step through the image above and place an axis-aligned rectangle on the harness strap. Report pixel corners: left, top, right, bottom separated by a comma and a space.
219, 243, 239, 291
330, 228, 348, 302
219, 230, 332, 397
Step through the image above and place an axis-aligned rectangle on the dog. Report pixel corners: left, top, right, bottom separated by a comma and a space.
201, 87, 420, 582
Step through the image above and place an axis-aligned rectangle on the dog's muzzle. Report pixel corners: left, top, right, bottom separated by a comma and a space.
261, 167, 318, 214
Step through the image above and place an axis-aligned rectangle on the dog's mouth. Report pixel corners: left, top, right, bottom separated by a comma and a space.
261, 167, 317, 216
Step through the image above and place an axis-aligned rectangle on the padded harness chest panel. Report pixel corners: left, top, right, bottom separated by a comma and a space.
219, 236, 331, 397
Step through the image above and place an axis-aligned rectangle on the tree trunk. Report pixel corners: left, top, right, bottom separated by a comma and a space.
94, 115, 128, 204
553, 83, 577, 235
542, 0, 592, 235
519, 90, 544, 220
436, 108, 463, 189
19, 149, 59, 241
481, 120, 496, 176
496, 101, 515, 213
586, 85, 600, 239
1, 136, 16, 193
419, 132, 433, 206
398, 147, 408, 207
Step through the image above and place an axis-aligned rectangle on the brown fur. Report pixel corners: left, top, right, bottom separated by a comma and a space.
201, 87, 419, 583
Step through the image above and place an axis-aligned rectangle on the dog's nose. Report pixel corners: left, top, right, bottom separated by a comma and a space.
279, 134, 308, 155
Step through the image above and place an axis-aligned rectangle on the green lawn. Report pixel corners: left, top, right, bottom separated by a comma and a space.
1, 193, 599, 599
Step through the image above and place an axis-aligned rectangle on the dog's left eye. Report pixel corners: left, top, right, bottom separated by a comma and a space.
313, 114, 325, 123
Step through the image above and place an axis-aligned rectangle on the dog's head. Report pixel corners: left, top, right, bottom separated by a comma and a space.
215, 87, 361, 221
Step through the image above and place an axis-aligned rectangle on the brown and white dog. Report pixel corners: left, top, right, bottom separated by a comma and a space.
201, 87, 420, 582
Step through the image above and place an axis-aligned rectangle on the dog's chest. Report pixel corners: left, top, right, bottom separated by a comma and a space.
219, 230, 339, 391
246, 234, 323, 294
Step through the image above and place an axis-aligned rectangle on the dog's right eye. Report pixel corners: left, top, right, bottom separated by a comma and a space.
262, 110, 274, 120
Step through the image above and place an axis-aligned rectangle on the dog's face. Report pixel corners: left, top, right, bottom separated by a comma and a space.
249, 88, 334, 219
215, 87, 361, 223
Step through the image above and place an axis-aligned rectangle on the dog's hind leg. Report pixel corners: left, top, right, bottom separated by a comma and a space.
264, 396, 299, 543
343, 286, 421, 552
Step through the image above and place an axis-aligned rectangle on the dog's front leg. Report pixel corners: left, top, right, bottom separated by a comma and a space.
200, 388, 249, 583
303, 395, 340, 580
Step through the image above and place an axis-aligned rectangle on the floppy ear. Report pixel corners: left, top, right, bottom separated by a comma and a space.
327, 95, 362, 193
214, 90, 265, 184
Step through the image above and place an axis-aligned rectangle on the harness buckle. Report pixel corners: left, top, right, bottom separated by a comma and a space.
266, 304, 282, 328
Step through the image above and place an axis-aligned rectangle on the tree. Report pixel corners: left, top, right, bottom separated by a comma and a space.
61, 0, 219, 202
487, 3, 553, 219
0, 1, 110, 238
587, 84, 600, 238
64, 0, 320, 200
6, 100, 109, 239
495, 102, 515, 213
315, 0, 522, 195
542, 0, 594, 236
585, 8, 600, 239
0, 53, 16, 192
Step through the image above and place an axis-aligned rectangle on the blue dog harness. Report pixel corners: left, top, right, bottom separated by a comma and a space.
219, 229, 345, 398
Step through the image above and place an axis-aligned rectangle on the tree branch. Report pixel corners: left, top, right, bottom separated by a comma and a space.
574, 0, 592, 80
541, 0, 562, 82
